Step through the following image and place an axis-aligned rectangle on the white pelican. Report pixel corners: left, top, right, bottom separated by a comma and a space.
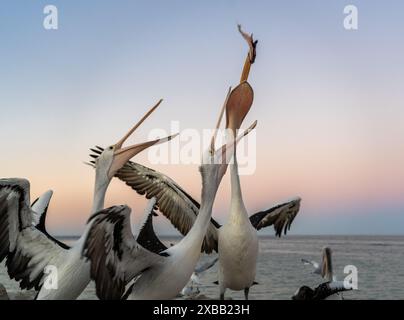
134, 199, 219, 299
82, 98, 258, 300
88, 26, 301, 300
0, 101, 176, 299
215, 26, 259, 300
216, 26, 301, 300
89, 152, 301, 253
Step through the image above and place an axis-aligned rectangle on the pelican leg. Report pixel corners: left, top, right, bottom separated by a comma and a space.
244, 287, 250, 300
219, 286, 226, 300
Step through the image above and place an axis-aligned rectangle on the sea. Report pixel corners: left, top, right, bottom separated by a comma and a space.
1, 235, 403, 300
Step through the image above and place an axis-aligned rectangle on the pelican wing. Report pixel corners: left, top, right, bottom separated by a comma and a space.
114, 160, 220, 253
30, 190, 53, 228
249, 197, 301, 236
136, 209, 168, 254
83, 205, 166, 300
0, 179, 67, 290
30, 190, 70, 250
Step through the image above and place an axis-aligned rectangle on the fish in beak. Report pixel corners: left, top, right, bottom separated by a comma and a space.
225, 25, 258, 137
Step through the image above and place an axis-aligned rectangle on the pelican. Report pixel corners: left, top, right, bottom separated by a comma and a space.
135, 198, 219, 299
82, 96, 258, 299
300, 247, 353, 300
89, 27, 301, 252
88, 26, 301, 300
89, 26, 300, 256
301, 247, 334, 281
0, 101, 176, 299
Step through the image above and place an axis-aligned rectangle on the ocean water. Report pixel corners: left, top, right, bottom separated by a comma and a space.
1, 235, 403, 300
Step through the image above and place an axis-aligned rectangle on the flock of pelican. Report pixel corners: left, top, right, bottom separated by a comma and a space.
0, 26, 307, 300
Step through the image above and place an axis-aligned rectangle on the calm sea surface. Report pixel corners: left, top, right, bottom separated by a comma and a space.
1, 235, 403, 300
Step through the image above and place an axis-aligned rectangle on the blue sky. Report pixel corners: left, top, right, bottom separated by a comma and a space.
1, 1, 403, 235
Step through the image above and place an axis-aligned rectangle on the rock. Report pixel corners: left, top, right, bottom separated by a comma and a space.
0, 283, 10, 300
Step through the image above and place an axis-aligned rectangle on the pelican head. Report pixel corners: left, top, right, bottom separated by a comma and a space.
89, 100, 178, 185
321, 246, 333, 281
200, 88, 257, 189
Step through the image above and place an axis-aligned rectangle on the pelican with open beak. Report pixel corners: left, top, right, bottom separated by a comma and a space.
0, 100, 177, 300
82, 92, 258, 299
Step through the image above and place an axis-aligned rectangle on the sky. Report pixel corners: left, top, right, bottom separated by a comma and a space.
1, 0, 403, 235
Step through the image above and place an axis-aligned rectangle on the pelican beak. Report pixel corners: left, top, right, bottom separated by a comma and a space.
107, 99, 178, 178
225, 82, 254, 137
114, 99, 163, 149
207, 88, 256, 181
108, 134, 178, 178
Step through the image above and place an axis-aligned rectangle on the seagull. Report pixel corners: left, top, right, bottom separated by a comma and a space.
82, 94, 258, 299
0, 101, 176, 299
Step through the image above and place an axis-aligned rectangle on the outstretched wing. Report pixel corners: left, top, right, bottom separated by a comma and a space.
31, 190, 53, 228
249, 197, 301, 236
136, 198, 168, 254
82, 205, 166, 300
89, 148, 220, 253
30, 190, 70, 250
0, 179, 67, 290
